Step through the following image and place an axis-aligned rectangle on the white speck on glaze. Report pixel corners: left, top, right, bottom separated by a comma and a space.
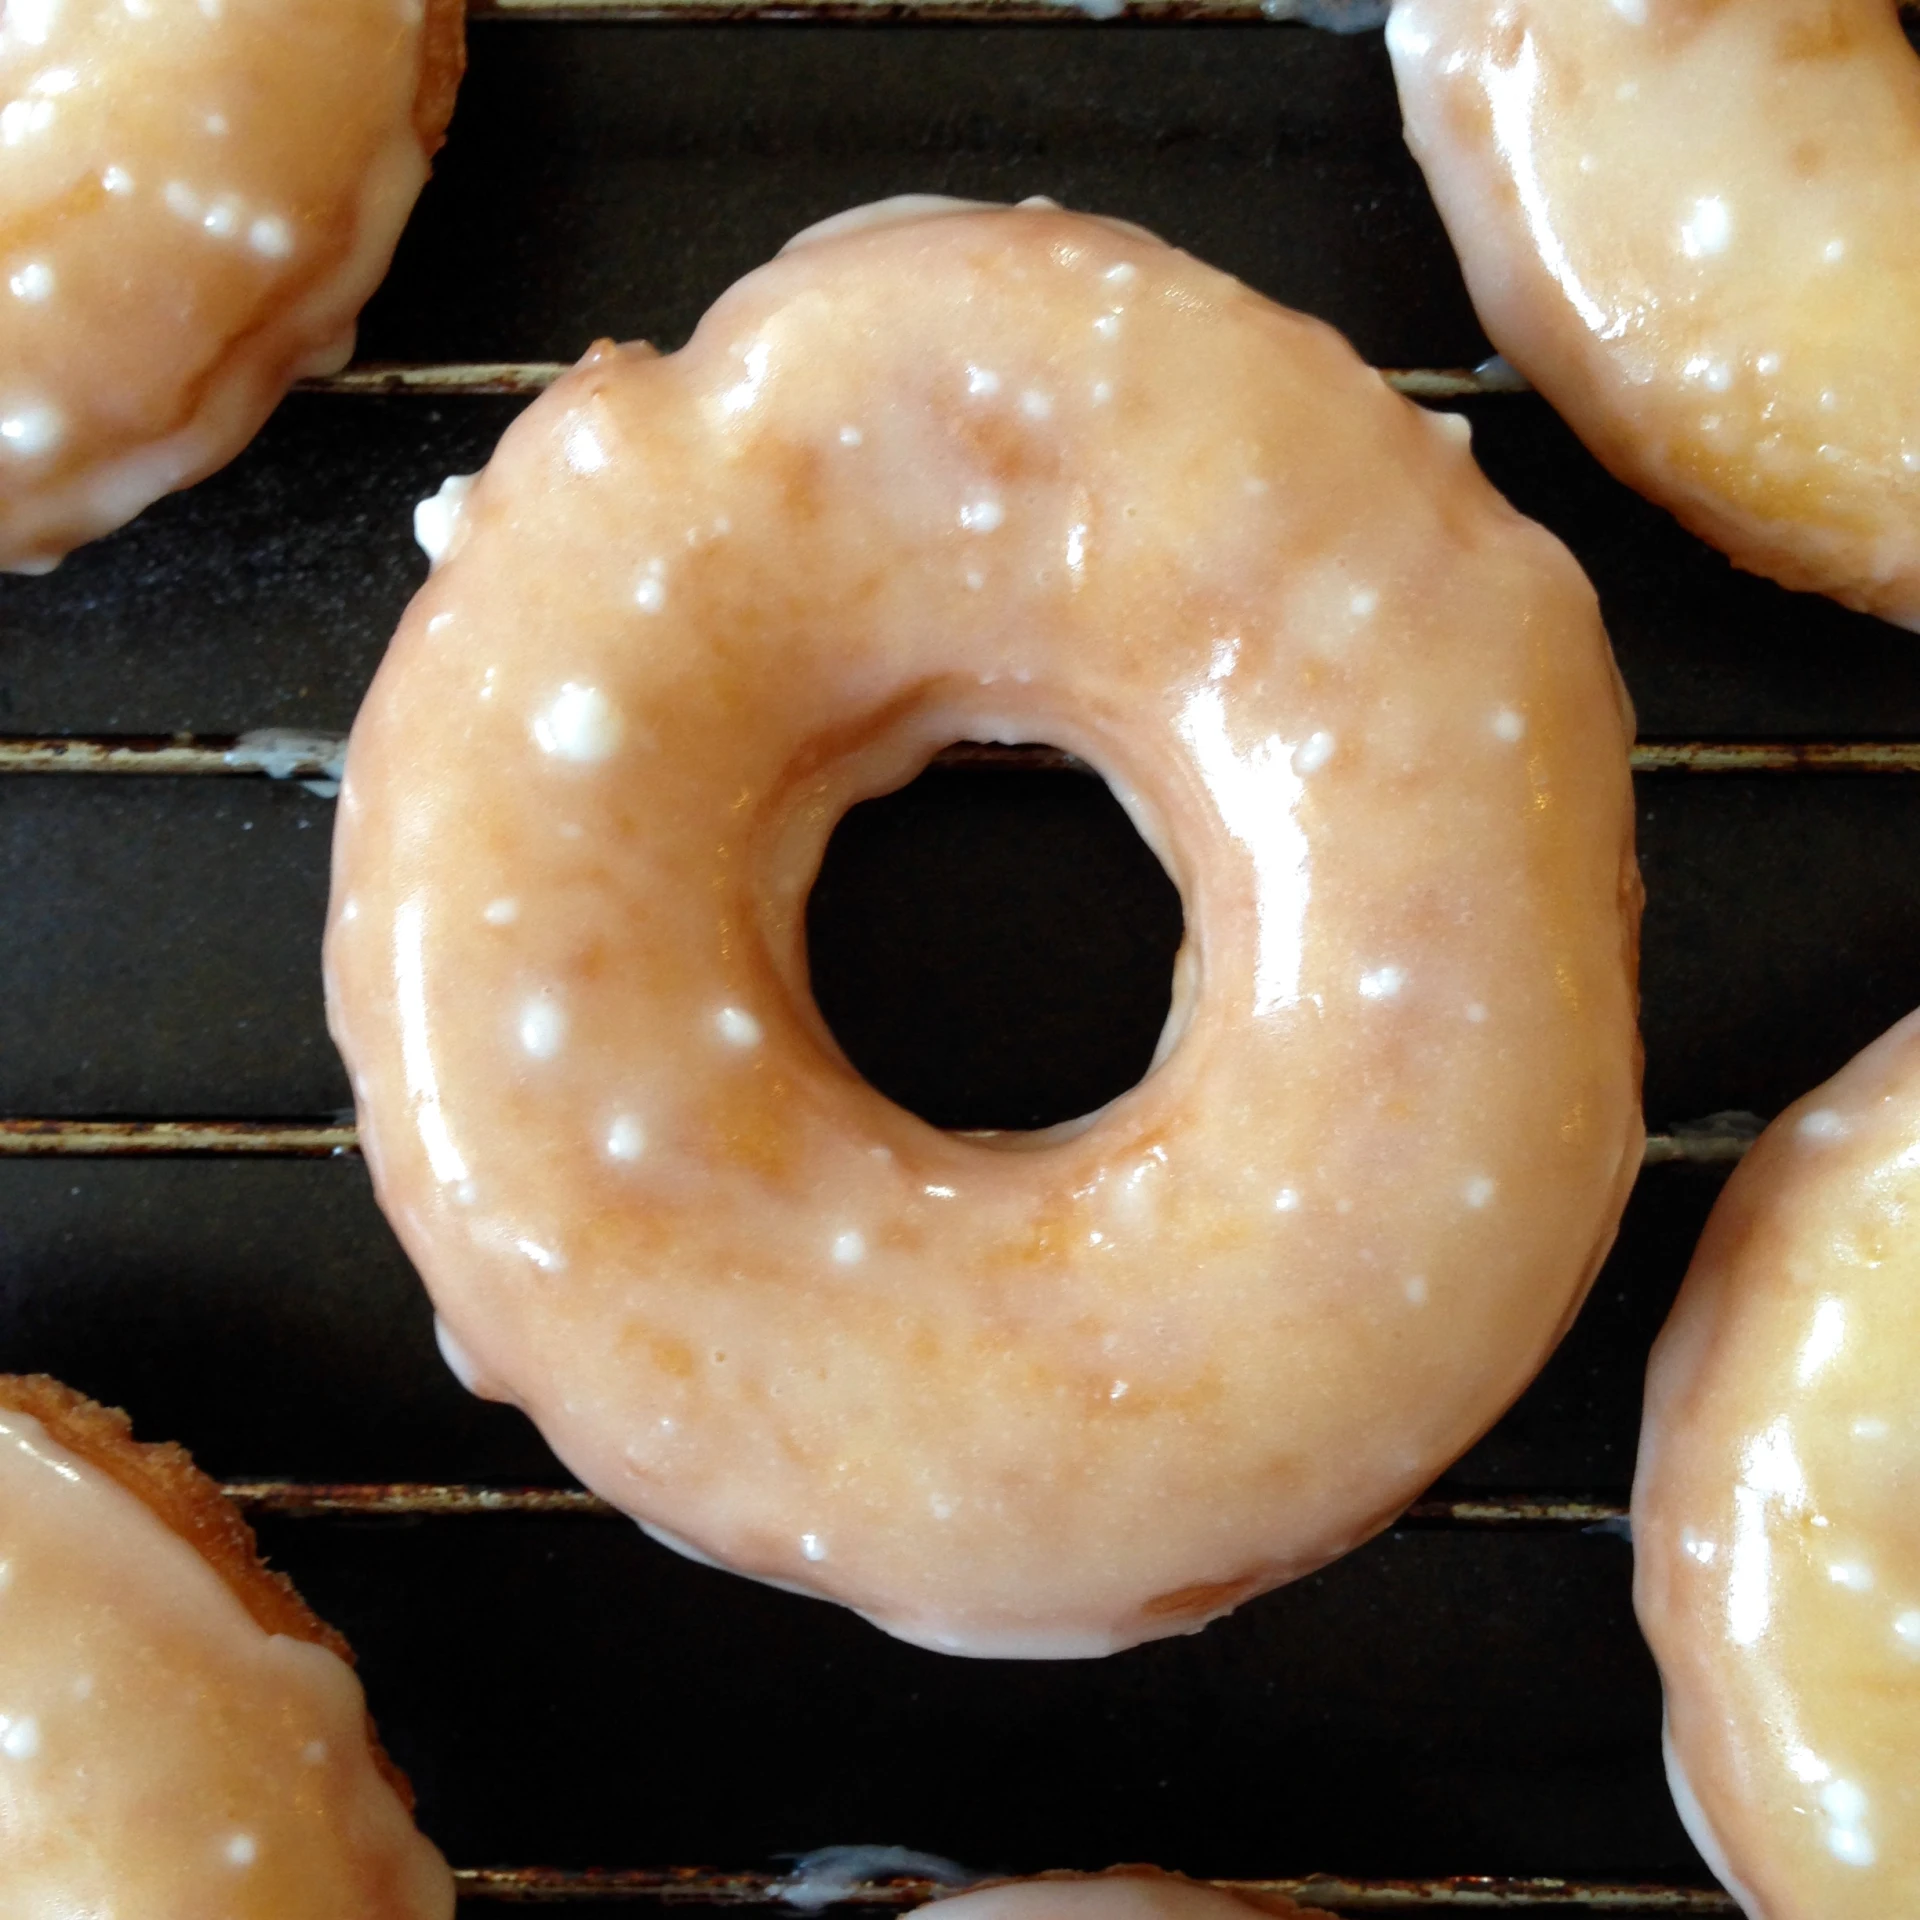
959, 497, 1004, 533
963, 568, 984, 591
1492, 707, 1526, 742
519, 996, 566, 1060
1894, 1610, 1920, 1651
201, 196, 241, 238
831, 1228, 866, 1265
966, 365, 1001, 397
1274, 1187, 1300, 1212
301, 1739, 328, 1764
1608, 0, 1646, 20
483, 897, 519, 926
1828, 1559, 1873, 1591
1348, 586, 1379, 619
7, 261, 51, 302
101, 164, 132, 194
1798, 1108, 1848, 1142
413, 472, 475, 567
1683, 1530, 1718, 1565
1463, 1174, 1497, 1209
606, 1114, 646, 1163
1091, 380, 1112, 405
1404, 1275, 1429, 1305
162, 179, 199, 220
1293, 730, 1335, 775
838, 425, 863, 447
801, 1532, 828, 1562
717, 1006, 762, 1049
70, 1674, 91, 1700
1, 1715, 39, 1760
223, 1833, 258, 1869
533, 683, 624, 764
1103, 260, 1137, 285
1822, 237, 1846, 265
634, 558, 667, 614
1465, 1002, 1489, 1024
1358, 965, 1406, 1001
1093, 313, 1121, 339
1680, 196, 1732, 260
1020, 389, 1053, 420
564, 419, 608, 474
1853, 1417, 1890, 1440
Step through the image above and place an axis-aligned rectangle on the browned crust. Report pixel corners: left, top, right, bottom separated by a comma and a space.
414, 0, 468, 156
0, 1373, 415, 1812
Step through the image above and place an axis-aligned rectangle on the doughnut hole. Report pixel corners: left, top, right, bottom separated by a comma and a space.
806, 746, 1185, 1132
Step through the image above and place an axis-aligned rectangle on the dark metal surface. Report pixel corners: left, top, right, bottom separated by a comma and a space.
1, 15, 1915, 1915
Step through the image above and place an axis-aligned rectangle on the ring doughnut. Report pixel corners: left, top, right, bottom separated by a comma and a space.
0, 1374, 453, 1917
326, 199, 1645, 1657
1388, 0, 1920, 628
1634, 1010, 1920, 1917
0, 0, 463, 572
913, 1872, 1331, 1920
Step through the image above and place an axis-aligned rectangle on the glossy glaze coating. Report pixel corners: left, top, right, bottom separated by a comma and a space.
1389, 0, 1920, 629
0, 0, 462, 571
327, 200, 1644, 1657
1635, 1008, 1920, 1919
927, 1875, 1329, 1920
0, 1388, 454, 1919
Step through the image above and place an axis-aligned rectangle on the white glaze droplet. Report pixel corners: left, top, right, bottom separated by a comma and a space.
483, 897, 520, 926
831, 1229, 866, 1266
533, 683, 624, 765
1358, 965, 1406, 1001
519, 996, 566, 1060
1293, 730, 1335, 775
606, 1114, 645, 1162
1463, 1174, 1497, 1209
1492, 707, 1526, 743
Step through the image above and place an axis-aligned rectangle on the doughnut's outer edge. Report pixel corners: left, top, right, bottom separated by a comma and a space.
1385, 0, 1920, 634
0, 1371, 417, 1814
415, 0, 468, 156
1631, 1005, 1920, 1920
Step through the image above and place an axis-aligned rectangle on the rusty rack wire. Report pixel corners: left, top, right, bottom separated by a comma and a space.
443, 1866, 1736, 1910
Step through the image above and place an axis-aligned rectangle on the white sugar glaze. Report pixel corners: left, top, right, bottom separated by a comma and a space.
0, 1400, 453, 1917
1635, 1007, 1920, 1918
1389, 0, 1920, 628
0, 0, 461, 570
327, 200, 1644, 1658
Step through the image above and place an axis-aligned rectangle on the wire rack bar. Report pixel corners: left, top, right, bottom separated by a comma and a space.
221, 1482, 1627, 1526
0, 1118, 1751, 1164
8, 735, 1920, 780
295, 363, 1515, 400
447, 1868, 1731, 1912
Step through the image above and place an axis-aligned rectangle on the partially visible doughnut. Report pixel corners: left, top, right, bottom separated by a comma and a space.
1389, 0, 1920, 628
327, 198, 1644, 1657
0, 1374, 453, 1918
919, 1872, 1332, 1920
1634, 1011, 1920, 1918
0, 0, 463, 571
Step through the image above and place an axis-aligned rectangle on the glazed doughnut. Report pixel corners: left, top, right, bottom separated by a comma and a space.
0, 0, 463, 572
1388, 0, 1920, 628
326, 198, 1644, 1657
0, 1374, 452, 1917
1634, 1010, 1920, 1918
918, 1872, 1330, 1920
